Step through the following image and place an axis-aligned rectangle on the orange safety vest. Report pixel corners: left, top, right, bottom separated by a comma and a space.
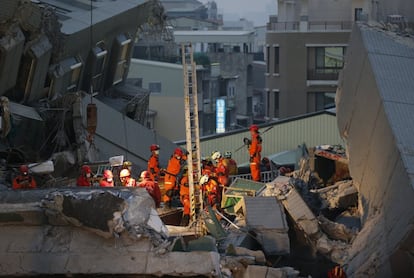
147, 154, 160, 180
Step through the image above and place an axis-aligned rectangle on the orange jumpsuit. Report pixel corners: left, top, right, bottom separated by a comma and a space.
249, 131, 262, 181
179, 175, 190, 217
138, 177, 161, 208
147, 153, 160, 181
163, 155, 181, 203
12, 175, 37, 189
215, 158, 229, 187
202, 178, 220, 208
99, 177, 114, 187
122, 177, 137, 187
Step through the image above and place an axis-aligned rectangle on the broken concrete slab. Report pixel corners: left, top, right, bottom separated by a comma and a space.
226, 245, 267, 265
0, 188, 223, 276
242, 196, 290, 255
0, 225, 221, 276
318, 215, 357, 243
242, 265, 300, 278
41, 188, 165, 240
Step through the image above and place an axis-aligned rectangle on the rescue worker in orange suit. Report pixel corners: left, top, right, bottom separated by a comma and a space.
179, 166, 190, 226
147, 144, 161, 182
327, 265, 347, 278
77, 165, 92, 187
137, 171, 161, 208
201, 157, 215, 176
223, 151, 238, 175
248, 124, 262, 181
99, 169, 114, 187
163, 147, 184, 208
211, 151, 229, 205
119, 168, 136, 187
212, 151, 229, 187
199, 174, 221, 209
12, 165, 37, 189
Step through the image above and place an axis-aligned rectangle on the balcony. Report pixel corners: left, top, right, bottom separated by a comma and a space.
307, 68, 340, 81
267, 21, 352, 31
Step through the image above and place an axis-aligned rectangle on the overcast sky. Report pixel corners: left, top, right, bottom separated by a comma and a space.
200, 0, 277, 26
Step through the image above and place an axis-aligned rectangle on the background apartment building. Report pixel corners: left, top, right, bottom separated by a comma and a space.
130, 0, 267, 141
265, 0, 414, 121
265, 0, 353, 120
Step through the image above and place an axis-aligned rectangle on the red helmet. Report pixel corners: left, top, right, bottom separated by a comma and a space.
140, 170, 151, 179
119, 169, 131, 178
174, 147, 183, 156
19, 165, 29, 174
81, 165, 91, 174
103, 169, 113, 179
250, 124, 259, 131
150, 144, 160, 151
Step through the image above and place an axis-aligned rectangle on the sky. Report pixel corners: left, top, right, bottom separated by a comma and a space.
200, 0, 277, 27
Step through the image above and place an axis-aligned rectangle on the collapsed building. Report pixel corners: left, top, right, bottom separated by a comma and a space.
0, 0, 177, 180
0, 1, 413, 278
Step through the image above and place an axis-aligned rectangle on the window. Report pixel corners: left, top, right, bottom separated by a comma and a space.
149, 82, 161, 93
267, 90, 279, 118
308, 46, 345, 80
316, 47, 344, 72
91, 44, 107, 91
273, 91, 279, 118
266, 46, 270, 73
113, 33, 132, 85
310, 92, 336, 112
273, 46, 279, 74
67, 57, 82, 91
355, 8, 363, 21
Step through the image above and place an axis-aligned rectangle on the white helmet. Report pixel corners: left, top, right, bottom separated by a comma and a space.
211, 151, 221, 161
199, 174, 209, 185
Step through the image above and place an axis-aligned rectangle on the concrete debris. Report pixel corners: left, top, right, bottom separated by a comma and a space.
242, 265, 300, 278
315, 180, 358, 210
318, 214, 358, 243
41, 188, 168, 242
220, 255, 300, 278
226, 245, 267, 265
242, 196, 290, 255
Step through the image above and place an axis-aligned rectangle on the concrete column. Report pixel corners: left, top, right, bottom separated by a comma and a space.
299, 0, 309, 31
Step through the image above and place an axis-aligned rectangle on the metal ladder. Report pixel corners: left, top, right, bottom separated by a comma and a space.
181, 43, 203, 224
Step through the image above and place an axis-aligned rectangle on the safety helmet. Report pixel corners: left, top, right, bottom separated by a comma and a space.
103, 169, 113, 179
174, 147, 183, 156
123, 161, 132, 168
140, 170, 151, 179
224, 151, 232, 159
19, 165, 29, 174
249, 124, 259, 131
211, 151, 222, 161
150, 144, 160, 151
119, 169, 131, 178
81, 165, 91, 174
199, 174, 209, 185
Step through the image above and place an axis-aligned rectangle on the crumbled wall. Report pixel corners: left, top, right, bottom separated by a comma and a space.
336, 23, 414, 277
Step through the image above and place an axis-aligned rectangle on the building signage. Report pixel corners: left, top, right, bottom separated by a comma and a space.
216, 98, 226, 133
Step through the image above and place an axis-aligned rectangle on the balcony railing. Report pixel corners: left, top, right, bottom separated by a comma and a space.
267, 21, 299, 31
307, 68, 341, 80
267, 21, 352, 31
